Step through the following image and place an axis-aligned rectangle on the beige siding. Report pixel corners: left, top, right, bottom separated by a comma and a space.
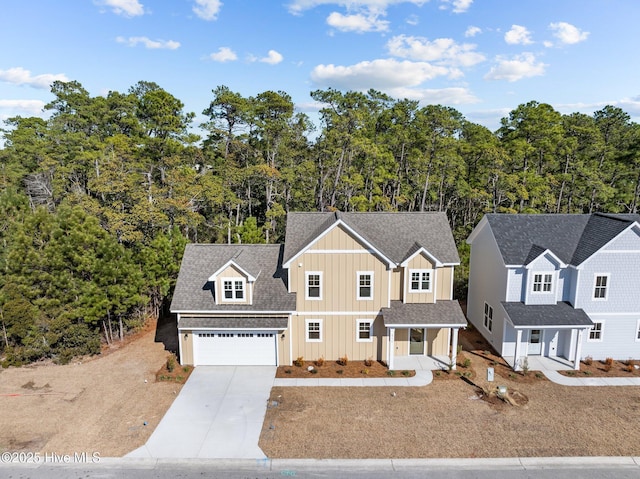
391, 268, 403, 301
393, 328, 409, 356
277, 329, 290, 365
180, 331, 194, 365
290, 226, 390, 312
436, 266, 454, 300
405, 253, 435, 304
426, 328, 449, 355
291, 314, 384, 362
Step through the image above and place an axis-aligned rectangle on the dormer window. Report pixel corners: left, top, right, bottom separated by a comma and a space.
532, 273, 552, 293
222, 278, 245, 301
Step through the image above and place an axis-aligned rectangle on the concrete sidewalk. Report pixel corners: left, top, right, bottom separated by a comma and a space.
542, 370, 640, 386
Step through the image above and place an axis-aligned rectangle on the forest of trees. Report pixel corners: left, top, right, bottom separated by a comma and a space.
1, 79, 639, 365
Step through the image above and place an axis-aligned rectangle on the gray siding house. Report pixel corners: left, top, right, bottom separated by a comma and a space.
466, 213, 640, 370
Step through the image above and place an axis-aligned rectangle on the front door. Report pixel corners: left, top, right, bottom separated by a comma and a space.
528, 329, 542, 355
410, 328, 424, 355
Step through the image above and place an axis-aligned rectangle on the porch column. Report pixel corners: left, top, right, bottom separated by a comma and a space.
450, 328, 459, 370
513, 329, 523, 371
388, 327, 395, 370
574, 329, 584, 371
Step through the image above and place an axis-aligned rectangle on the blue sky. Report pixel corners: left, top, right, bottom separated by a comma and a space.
1, 0, 638, 135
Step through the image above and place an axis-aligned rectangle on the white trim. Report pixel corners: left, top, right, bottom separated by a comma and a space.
524, 249, 566, 269
400, 246, 443, 268
220, 277, 247, 302
178, 326, 283, 331
356, 271, 374, 301
283, 219, 394, 268
306, 249, 376, 254
305, 318, 322, 342
576, 221, 640, 269
294, 311, 378, 316
356, 319, 374, 342
512, 324, 593, 330
172, 310, 296, 315
592, 273, 610, 301
636, 319, 640, 342
587, 320, 604, 342
531, 272, 554, 295
387, 268, 392, 308
449, 268, 454, 300
208, 259, 256, 282
408, 269, 433, 293
305, 271, 323, 300
177, 313, 184, 364
388, 323, 465, 328
483, 302, 493, 332
599, 250, 640, 254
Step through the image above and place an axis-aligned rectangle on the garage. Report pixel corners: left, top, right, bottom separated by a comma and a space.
193, 330, 278, 366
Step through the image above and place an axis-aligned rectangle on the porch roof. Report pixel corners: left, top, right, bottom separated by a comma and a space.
501, 301, 593, 328
381, 300, 467, 327
178, 316, 288, 330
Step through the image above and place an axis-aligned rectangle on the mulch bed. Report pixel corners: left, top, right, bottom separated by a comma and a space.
155, 355, 193, 384
560, 358, 640, 377
276, 360, 415, 378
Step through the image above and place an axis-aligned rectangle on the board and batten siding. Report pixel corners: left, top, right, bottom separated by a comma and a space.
180, 330, 194, 365
290, 225, 390, 312
290, 314, 386, 362
392, 328, 449, 356
404, 254, 435, 304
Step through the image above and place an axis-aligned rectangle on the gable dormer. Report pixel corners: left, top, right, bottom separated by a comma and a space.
523, 246, 566, 305
400, 245, 448, 304
209, 259, 256, 305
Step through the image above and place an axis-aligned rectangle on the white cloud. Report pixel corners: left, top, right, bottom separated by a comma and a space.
0, 67, 69, 89
439, 0, 473, 13
387, 35, 485, 67
193, 0, 223, 20
209, 47, 237, 62
288, 1, 427, 15
484, 53, 546, 82
260, 50, 284, 65
116, 36, 180, 49
0, 99, 46, 116
549, 22, 589, 45
387, 86, 479, 104
311, 58, 449, 90
326, 11, 389, 32
95, 0, 144, 17
465, 26, 481, 37
504, 25, 533, 45
406, 14, 419, 26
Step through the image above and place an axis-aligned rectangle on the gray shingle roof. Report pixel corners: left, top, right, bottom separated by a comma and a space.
502, 302, 593, 328
283, 212, 460, 266
170, 244, 296, 313
381, 300, 467, 327
178, 317, 288, 329
485, 213, 640, 266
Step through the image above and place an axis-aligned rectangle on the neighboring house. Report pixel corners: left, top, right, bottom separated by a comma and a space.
466, 213, 640, 370
171, 212, 467, 368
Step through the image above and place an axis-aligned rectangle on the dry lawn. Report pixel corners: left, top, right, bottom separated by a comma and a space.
260, 380, 640, 458
0, 321, 182, 457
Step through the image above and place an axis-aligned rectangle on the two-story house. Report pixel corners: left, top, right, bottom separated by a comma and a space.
466, 213, 640, 370
171, 212, 467, 369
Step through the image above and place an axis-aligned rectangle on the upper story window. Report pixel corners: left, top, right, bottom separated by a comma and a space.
306, 271, 322, 300
222, 278, 245, 301
483, 302, 493, 332
357, 272, 373, 300
409, 269, 432, 293
532, 273, 553, 293
593, 274, 609, 300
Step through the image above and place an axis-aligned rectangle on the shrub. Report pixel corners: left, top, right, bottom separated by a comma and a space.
310, 368, 318, 374
337, 355, 348, 366
166, 354, 176, 373
520, 357, 530, 375
401, 370, 410, 377
535, 372, 544, 379
315, 356, 325, 367
627, 358, 636, 368
336, 369, 343, 375
387, 370, 396, 376
604, 357, 614, 366
285, 369, 292, 374
361, 368, 369, 375
364, 356, 373, 367
462, 357, 471, 369
583, 356, 593, 366
293, 356, 304, 367
456, 344, 463, 354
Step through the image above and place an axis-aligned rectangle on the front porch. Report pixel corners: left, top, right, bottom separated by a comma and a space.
393, 355, 451, 371
503, 355, 574, 372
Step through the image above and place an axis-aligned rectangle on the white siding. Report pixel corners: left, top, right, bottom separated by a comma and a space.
581, 314, 640, 360
506, 268, 525, 302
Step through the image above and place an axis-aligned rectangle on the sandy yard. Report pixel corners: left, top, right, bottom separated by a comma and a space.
0, 320, 182, 457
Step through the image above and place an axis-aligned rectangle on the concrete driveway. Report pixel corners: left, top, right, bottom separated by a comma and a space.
127, 366, 275, 459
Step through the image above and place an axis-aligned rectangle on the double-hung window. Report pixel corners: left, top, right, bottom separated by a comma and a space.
357, 272, 373, 300
222, 278, 245, 301
588, 321, 604, 341
356, 320, 373, 342
593, 274, 609, 300
409, 269, 432, 293
306, 272, 322, 300
484, 302, 493, 332
306, 319, 322, 342
532, 273, 553, 293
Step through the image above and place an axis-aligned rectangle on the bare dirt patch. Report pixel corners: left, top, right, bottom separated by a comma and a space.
0, 320, 182, 457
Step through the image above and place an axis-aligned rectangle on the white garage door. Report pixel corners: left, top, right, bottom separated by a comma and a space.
193, 331, 277, 366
